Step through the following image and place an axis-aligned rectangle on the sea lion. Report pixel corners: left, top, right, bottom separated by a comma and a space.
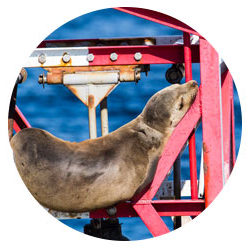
11, 80, 198, 213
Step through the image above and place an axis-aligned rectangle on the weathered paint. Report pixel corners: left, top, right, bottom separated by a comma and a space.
42, 65, 147, 84
65, 83, 118, 108
88, 95, 97, 139
200, 38, 224, 207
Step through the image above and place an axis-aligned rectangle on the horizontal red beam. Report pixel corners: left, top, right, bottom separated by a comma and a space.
89, 200, 205, 218
114, 7, 201, 37
87, 44, 200, 65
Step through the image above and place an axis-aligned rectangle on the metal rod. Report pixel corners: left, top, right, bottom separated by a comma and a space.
88, 95, 97, 139
173, 155, 181, 229
100, 97, 109, 136
183, 32, 198, 200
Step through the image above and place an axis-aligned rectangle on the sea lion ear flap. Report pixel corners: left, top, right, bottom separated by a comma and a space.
174, 95, 184, 111
178, 96, 184, 110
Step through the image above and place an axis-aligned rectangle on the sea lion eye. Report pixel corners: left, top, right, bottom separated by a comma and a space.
179, 97, 184, 110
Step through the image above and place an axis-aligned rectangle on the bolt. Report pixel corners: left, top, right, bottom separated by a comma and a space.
38, 53, 46, 64
134, 52, 142, 61
106, 207, 117, 216
110, 52, 118, 61
87, 53, 94, 62
38, 73, 47, 84
62, 53, 71, 63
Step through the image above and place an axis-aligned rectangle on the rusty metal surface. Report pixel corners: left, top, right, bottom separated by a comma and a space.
42, 65, 148, 84
88, 95, 97, 139
66, 83, 118, 108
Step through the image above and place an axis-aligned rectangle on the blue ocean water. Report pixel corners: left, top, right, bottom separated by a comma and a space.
15, 8, 242, 241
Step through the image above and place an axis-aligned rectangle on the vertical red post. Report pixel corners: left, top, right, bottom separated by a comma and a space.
200, 38, 224, 207
221, 69, 233, 181
231, 90, 236, 167
183, 32, 198, 200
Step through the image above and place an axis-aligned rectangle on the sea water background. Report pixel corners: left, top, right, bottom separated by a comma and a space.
15, 8, 242, 240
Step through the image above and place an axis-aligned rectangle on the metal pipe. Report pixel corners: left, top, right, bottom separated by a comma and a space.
173, 155, 181, 229
100, 97, 109, 136
63, 71, 119, 85
183, 32, 198, 200
88, 95, 97, 139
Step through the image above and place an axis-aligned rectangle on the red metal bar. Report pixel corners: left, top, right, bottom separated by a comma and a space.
13, 106, 31, 133
135, 88, 201, 201
133, 202, 170, 236
37, 43, 200, 65
13, 120, 21, 133
89, 200, 205, 218
200, 38, 224, 207
87, 44, 200, 66
231, 87, 236, 166
152, 199, 204, 216
114, 7, 201, 37
183, 32, 198, 200
221, 69, 233, 181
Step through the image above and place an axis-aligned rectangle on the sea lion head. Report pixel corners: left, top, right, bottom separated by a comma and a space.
141, 80, 198, 134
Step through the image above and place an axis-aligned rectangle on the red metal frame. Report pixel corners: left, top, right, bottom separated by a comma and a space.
13, 8, 237, 237
87, 45, 200, 65
200, 38, 224, 207
114, 7, 201, 37
37, 44, 200, 65
183, 32, 198, 200
231, 91, 236, 166
221, 69, 234, 181
90, 200, 205, 218
13, 106, 31, 132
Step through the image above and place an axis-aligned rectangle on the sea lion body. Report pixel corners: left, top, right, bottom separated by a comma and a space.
11, 80, 198, 212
